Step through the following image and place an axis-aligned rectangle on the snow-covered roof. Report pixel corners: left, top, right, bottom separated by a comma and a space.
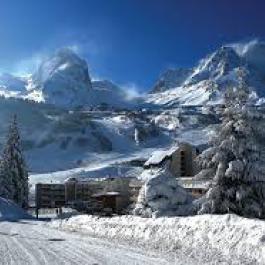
144, 145, 179, 167
176, 177, 210, 189
92, 191, 120, 198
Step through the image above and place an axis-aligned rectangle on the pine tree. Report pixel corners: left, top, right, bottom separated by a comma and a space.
198, 69, 265, 218
0, 160, 14, 200
1, 115, 29, 208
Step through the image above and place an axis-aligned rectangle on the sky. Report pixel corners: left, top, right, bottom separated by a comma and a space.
0, 0, 265, 91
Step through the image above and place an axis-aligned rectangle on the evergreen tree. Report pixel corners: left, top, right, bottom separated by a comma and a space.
0, 160, 14, 200
198, 69, 265, 218
1, 115, 29, 208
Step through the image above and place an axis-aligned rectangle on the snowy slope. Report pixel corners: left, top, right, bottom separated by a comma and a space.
0, 96, 182, 174
0, 197, 32, 221
147, 41, 265, 106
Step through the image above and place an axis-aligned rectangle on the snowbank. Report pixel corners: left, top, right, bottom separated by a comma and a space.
50, 214, 265, 264
134, 167, 194, 217
0, 197, 33, 221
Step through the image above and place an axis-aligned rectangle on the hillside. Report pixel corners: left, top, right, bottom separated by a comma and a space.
2, 42, 265, 176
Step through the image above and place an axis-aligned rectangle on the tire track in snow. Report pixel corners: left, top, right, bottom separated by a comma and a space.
0, 221, 173, 265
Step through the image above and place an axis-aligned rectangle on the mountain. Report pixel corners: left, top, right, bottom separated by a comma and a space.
0, 73, 27, 92
0, 48, 139, 109
0, 46, 225, 175
147, 42, 265, 106
30, 48, 143, 109
150, 68, 193, 93
30, 48, 92, 108
90, 80, 134, 109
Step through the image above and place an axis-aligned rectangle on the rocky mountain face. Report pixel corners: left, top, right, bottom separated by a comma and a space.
147, 42, 265, 107
150, 68, 193, 93
30, 48, 93, 108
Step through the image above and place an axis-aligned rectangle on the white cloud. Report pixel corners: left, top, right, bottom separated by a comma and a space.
227, 39, 260, 57
121, 82, 144, 99
12, 53, 47, 75
65, 44, 81, 54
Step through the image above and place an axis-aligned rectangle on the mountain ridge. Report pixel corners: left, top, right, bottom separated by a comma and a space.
147, 42, 265, 106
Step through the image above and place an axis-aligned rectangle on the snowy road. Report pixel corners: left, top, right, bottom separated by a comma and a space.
0, 220, 187, 265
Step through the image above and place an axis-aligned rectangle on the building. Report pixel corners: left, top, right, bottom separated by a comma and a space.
176, 177, 210, 198
143, 142, 210, 197
144, 142, 199, 178
91, 192, 121, 214
35, 177, 140, 216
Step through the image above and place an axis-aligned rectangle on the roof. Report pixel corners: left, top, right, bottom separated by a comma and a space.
144, 145, 180, 167
92, 192, 120, 198
176, 177, 211, 189
64, 177, 78, 183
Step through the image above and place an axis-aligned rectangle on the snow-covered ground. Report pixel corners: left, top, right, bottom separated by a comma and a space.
1, 192, 264, 265
0, 197, 193, 265
0, 197, 32, 221
0, 220, 179, 265
50, 214, 265, 265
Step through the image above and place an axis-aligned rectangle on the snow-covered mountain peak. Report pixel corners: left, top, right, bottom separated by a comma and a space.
29, 48, 92, 108
185, 46, 242, 86
147, 41, 265, 107
33, 48, 91, 86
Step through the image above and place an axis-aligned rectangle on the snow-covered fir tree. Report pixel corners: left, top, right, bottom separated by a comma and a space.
198, 69, 265, 218
0, 115, 29, 208
0, 159, 14, 200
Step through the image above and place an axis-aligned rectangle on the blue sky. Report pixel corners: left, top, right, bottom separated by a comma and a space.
0, 0, 264, 91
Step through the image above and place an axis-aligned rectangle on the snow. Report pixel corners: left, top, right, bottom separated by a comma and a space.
150, 68, 193, 93
147, 41, 265, 107
176, 177, 210, 190
134, 167, 193, 217
50, 213, 265, 265
0, 220, 173, 265
0, 197, 32, 221
144, 145, 179, 167
152, 111, 181, 131
0, 49, 139, 110
3, 41, 265, 109
198, 80, 265, 218
146, 81, 214, 106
